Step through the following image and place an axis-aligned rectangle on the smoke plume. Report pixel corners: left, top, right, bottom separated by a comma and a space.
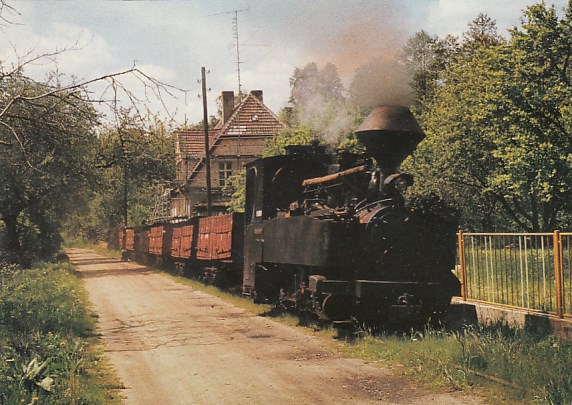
293, 4, 414, 144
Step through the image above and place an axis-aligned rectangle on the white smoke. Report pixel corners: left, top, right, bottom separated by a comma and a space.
294, 91, 355, 145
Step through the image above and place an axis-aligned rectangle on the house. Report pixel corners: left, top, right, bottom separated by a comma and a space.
171, 90, 286, 218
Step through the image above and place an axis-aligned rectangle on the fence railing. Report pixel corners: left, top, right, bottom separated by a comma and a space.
457, 231, 572, 318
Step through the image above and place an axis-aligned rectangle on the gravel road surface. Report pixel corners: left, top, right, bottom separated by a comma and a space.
68, 248, 485, 405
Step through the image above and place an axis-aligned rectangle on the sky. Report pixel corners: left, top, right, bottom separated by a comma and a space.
1, 0, 568, 125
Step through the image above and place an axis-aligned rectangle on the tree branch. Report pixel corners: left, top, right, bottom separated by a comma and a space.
0, 0, 20, 28
0, 120, 34, 169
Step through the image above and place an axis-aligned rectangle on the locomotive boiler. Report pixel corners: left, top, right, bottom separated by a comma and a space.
242, 106, 460, 327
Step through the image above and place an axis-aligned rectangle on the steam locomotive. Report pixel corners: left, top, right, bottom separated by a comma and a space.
119, 106, 460, 327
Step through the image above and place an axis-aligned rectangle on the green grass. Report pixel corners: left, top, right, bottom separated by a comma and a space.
333, 324, 572, 405
63, 236, 121, 260
161, 271, 279, 316
92, 243, 121, 260
0, 261, 123, 404
459, 236, 572, 317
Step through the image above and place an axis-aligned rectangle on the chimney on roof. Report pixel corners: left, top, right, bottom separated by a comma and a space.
222, 91, 234, 124
250, 90, 263, 103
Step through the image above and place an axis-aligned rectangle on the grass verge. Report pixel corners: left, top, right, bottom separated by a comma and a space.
160, 271, 275, 316
0, 261, 123, 404
334, 324, 572, 404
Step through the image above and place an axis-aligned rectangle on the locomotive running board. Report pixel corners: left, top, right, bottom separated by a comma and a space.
354, 280, 442, 300
318, 280, 444, 297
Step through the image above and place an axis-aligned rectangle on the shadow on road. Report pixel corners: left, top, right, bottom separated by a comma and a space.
78, 267, 155, 279
70, 257, 119, 266
69, 255, 154, 279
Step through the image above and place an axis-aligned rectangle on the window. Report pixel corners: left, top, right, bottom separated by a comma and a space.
218, 162, 233, 187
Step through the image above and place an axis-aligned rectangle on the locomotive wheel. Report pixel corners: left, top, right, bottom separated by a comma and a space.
424, 300, 452, 328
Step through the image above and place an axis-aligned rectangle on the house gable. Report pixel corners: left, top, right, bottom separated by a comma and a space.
171, 90, 287, 217
176, 91, 286, 182
218, 92, 285, 139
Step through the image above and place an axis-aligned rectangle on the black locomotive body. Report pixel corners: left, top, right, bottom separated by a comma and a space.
243, 106, 460, 326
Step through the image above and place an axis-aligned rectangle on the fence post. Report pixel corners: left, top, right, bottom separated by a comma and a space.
458, 231, 467, 300
554, 230, 564, 318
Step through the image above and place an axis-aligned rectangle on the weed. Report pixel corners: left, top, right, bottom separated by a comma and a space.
337, 324, 572, 404
0, 261, 121, 404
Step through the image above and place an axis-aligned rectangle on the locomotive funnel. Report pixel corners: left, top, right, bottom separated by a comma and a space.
355, 106, 425, 176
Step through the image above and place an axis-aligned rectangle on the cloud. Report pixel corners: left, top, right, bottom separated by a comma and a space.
0, 18, 113, 84
3, 0, 569, 125
240, 57, 299, 113
425, 0, 568, 37
135, 64, 177, 83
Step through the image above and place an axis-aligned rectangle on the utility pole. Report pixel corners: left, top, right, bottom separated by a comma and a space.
201, 66, 212, 216
123, 172, 128, 227
117, 127, 128, 229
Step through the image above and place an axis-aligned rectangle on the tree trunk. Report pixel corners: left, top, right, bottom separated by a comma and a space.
2, 213, 22, 257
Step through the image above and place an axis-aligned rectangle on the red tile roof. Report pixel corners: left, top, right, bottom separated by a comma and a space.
176, 92, 286, 178
218, 93, 285, 137
176, 129, 219, 158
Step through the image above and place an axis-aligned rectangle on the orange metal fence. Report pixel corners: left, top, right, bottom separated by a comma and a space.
457, 231, 572, 318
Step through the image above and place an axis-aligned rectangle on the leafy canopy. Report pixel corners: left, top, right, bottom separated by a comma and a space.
0, 74, 98, 262
404, 4, 572, 232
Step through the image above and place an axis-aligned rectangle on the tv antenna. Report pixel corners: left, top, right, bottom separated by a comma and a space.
232, 9, 247, 100
208, 8, 270, 101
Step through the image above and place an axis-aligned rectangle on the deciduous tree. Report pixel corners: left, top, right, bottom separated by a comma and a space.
404, 3, 572, 232
0, 75, 98, 263
287, 62, 354, 144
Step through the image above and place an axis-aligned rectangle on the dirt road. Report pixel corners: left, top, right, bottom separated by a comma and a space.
68, 248, 484, 405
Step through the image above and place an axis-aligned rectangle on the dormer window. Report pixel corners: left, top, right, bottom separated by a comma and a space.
251, 114, 259, 122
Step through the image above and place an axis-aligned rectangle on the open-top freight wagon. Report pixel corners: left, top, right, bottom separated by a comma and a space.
122, 213, 243, 286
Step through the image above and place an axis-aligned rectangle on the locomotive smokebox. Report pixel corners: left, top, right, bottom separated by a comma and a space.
355, 105, 425, 176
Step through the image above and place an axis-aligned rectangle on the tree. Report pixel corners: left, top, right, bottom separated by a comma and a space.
0, 74, 98, 263
93, 112, 176, 234
222, 169, 246, 213
289, 62, 345, 107
498, 3, 572, 230
402, 31, 460, 110
404, 3, 572, 232
462, 13, 504, 51
287, 62, 354, 144
263, 127, 314, 157
0, 1, 188, 261
402, 30, 439, 105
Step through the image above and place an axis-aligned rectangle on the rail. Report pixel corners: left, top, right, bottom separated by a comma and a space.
457, 231, 572, 318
